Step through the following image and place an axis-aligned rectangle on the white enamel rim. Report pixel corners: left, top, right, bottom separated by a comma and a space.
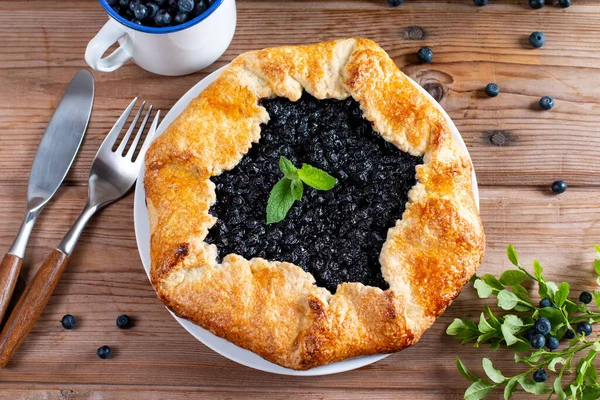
134, 65, 479, 376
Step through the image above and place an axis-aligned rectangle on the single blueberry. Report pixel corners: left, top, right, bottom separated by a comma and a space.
128, 0, 141, 12
473, 0, 488, 5
526, 329, 537, 342
579, 291, 593, 304
155, 9, 172, 26
485, 83, 499, 97
577, 322, 592, 336
530, 333, 546, 349
97, 345, 112, 359
192, 0, 208, 16
133, 4, 148, 20
551, 180, 567, 194
539, 298, 552, 308
529, 0, 544, 8
146, 2, 160, 17
174, 12, 188, 24
539, 95, 554, 110
533, 369, 547, 383
417, 47, 433, 63
558, 0, 571, 7
535, 318, 551, 335
546, 336, 559, 351
529, 31, 546, 48
131, 19, 143, 25
564, 329, 575, 339
116, 314, 132, 329
387, 0, 404, 6
61, 314, 76, 330
178, 0, 194, 13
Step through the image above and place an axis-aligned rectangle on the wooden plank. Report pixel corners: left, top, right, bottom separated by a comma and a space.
0, 183, 597, 400
0, 2, 599, 185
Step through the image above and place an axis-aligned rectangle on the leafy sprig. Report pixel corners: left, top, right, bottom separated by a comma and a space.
447, 245, 600, 399
266, 157, 337, 224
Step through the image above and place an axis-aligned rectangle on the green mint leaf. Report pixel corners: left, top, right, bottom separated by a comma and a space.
497, 290, 519, 310
290, 178, 303, 201
581, 387, 600, 400
474, 279, 494, 298
504, 376, 519, 399
456, 357, 479, 382
511, 339, 532, 352
502, 315, 524, 333
595, 244, 600, 259
464, 380, 495, 400
297, 164, 337, 191
483, 274, 505, 291
279, 156, 298, 179
553, 377, 567, 400
507, 244, 519, 266
485, 306, 502, 329
511, 284, 532, 303
447, 319, 478, 338
266, 178, 295, 224
554, 281, 570, 307
478, 313, 495, 334
549, 357, 566, 372
499, 270, 527, 286
501, 324, 519, 345
593, 291, 600, 310
518, 377, 550, 395
477, 331, 498, 344
482, 358, 505, 384
594, 259, 600, 277
533, 260, 543, 281
545, 281, 559, 299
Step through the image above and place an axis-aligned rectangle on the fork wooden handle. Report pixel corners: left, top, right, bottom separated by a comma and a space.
0, 253, 23, 324
0, 249, 69, 367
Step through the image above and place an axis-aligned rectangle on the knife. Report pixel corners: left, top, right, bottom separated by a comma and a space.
0, 70, 94, 323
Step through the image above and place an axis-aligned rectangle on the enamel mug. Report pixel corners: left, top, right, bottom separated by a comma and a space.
86, 0, 236, 76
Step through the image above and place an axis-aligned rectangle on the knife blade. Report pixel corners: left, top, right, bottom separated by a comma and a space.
0, 70, 94, 323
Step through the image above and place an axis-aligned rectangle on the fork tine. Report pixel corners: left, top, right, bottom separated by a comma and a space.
116, 101, 145, 155
134, 110, 160, 167
101, 98, 138, 151
126, 104, 153, 160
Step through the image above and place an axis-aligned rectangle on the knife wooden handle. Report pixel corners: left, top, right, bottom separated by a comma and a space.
0, 254, 23, 324
0, 249, 69, 367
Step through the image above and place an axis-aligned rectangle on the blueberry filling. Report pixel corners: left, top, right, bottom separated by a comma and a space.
205, 93, 422, 293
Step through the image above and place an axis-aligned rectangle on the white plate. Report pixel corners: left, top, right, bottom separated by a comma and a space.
134, 66, 479, 376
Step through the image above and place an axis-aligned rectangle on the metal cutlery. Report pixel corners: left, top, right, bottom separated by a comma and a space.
0, 98, 159, 367
0, 70, 94, 324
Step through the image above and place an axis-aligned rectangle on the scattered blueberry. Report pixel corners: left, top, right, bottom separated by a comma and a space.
546, 336, 559, 350
128, 0, 141, 12
576, 322, 592, 336
193, 0, 209, 17
61, 314, 76, 330
529, 0, 544, 8
178, 0, 194, 13
535, 318, 551, 335
551, 180, 567, 194
579, 291, 593, 304
533, 369, 547, 383
116, 314, 132, 329
564, 329, 576, 339
97, 345, 112, 359
558, 0, 571, 7
417, 47, 433, 63
485, 83, 499, 97
539, 95, 554, 110
526, 329, 537, 342
174, 12, 188, 24
539, 298, 552, 308
154, 9, 172, 26
387, 0, 404, 6
529, 31, 546, 48
473, 0, 488, 5
146, 2, 159, 17
133, 3, 148, 19
531, 333, 546, 349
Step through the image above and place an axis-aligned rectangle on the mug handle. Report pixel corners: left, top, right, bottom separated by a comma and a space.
85, 19, 133, 72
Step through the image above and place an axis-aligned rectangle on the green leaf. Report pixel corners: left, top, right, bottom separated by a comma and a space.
290, 178, 303, 201
501, 324, 519, 345
497, 290, 519, 310
297, 164, 337, 190
464, 380, 495, 400
549, 357, 566, 372
502, 315, 524, 333
581, 387, 600, 400
533, 260, 543, 280
511, 339, 532, 352
474, 279, 494, 299
539, 307, 565, 328
507, 244, 519, 267
595, 244, 600, 259
489, 341, 500, 350
266, 178, 295, 224
594, 259, 600, 277
482, 358, 505, 384
279, 156, 298, 179
518, 377, 550, 395
504, 377, 519, 400
554, 377, 567, 400
500, 270, 527, 286
447, 319, 478, 338
478, 313, 495, 334
546, 281, 559, 299
554, 282, 570, 307
483, 274, 505, 291
513, 304, 531, 312
477, 331, 498, 344
456, 357, 479, 382
512, 284, 532, 303
485, 306, 502, 329
594, 291, 600, 310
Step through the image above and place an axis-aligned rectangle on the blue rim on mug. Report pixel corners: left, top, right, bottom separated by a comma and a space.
98, 0, 225, 34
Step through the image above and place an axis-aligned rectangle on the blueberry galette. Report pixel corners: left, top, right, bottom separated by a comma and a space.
145, 39, 485, 370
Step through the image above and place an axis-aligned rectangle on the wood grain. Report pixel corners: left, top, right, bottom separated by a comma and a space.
0, 253, 22, 324
0, 0, 599, 398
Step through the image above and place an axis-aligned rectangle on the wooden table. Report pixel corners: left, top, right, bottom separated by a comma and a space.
0, 0, 599, 398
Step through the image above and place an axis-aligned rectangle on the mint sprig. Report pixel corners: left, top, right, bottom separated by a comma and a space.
266, 157, 337, 224
447, 245, 600, 399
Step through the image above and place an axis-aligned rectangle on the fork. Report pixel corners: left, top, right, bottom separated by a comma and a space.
0, 99, 159, 367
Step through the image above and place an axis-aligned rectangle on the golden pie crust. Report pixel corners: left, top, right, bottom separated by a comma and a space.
144, 38, 485, 370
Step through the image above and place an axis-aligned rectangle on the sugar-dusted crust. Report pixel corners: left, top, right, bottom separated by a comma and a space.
144, 39, 485, 370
